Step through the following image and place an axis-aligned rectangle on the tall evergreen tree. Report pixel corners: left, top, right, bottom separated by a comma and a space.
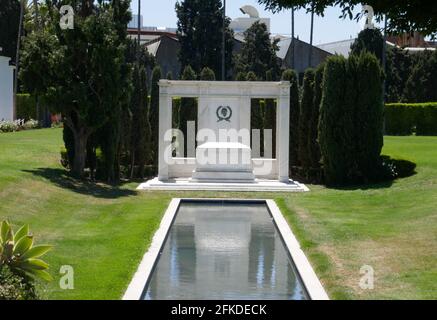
350, 28, 384, 63
298, 69, 315, 169
309, 63, 324, 169
150, 65, 161, 172
281, 69, 300, 169
179, 65, 197, 155
264, 70, 276, 157
236, 21, 281, 80
403, 50, 437, 103
129, 64, 151, 179
0, 0, 20, 61
200, 67, 216, 80
176, 0, 234, 79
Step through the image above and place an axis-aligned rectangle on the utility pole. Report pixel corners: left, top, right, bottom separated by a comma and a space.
308, 4, 314, 67
137, 0, 141, 47
291, 7, 295, 69
382, 15, 388, 134
222, 0, 226, 80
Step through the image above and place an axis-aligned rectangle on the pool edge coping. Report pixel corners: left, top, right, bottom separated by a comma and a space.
123, 198, 329, 300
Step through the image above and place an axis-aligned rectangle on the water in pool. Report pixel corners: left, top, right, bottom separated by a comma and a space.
143, 201, 309, 300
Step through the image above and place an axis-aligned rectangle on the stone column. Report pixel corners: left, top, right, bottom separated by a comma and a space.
158, 80, 172, 181
276, 82, 290, 183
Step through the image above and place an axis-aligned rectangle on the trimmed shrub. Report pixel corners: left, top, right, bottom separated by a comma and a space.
281, 69, 300, 168
385, 103, 416, 135
385, 103, 437, 135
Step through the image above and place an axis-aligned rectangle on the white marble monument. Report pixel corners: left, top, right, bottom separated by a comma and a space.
137, 80, 308, 192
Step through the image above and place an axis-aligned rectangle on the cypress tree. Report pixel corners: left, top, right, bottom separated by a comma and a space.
298, 68, 315, 170
235, 72, 247, 81
355, 51, 384, 180
150, 66, 161, 172
179, 65, 197, 155
200, 67, 216, 80
308, 64, 324, 169
281, 69, 300, 169
247, 71, 264, 155
318, 56, 350, 185
129, 64, 151, 179
166, 71, 173, 80
264, 70, 276, 157
319, 53, 383, 185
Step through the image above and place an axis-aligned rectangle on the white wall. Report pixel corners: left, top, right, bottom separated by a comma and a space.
0, 56, 14, 121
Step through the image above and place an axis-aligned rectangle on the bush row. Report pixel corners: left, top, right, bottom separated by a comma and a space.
0, 119, 39, 133
385, 103, 437, 135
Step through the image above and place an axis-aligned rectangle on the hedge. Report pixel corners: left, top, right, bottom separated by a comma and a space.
385, 103, 437, 135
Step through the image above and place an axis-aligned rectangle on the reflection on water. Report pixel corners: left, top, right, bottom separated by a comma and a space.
144, 202, 309, 300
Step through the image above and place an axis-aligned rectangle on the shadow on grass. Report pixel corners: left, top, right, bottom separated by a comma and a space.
327, 158, 417, 191
23, 168, 137, 199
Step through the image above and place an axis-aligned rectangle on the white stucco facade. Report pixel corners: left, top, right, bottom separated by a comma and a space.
0, 56, 14, 121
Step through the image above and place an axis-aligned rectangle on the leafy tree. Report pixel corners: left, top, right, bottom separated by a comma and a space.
0, 0, 20, 61
176, 0, 234, 79
258, 0, 437, 37
350, 28, 383, 63
150, 66, 161, 172
298, 68, 315, 169
403, 50, 437, 102
200, 67, 216, 80
236, 21, 281, 80
281, 69, 300, 168
20, 1, 131, 178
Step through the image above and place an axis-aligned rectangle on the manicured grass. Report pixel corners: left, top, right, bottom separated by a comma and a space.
0, 129, 436, 299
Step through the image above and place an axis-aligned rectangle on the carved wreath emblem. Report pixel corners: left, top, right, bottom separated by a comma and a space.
216, 106, 232, 122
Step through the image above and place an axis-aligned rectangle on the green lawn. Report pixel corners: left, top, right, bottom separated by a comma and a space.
0, 128, 436, 299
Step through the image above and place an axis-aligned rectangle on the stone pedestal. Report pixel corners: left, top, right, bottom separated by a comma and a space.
191, 142, 255, 183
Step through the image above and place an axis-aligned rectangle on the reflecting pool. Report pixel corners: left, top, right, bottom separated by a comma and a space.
143, 201, 308, 300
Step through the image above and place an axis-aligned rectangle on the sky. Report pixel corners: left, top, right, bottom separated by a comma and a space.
130, 0, 383, 45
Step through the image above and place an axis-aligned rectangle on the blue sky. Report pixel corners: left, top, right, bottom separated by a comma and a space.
130, 0, 382, 44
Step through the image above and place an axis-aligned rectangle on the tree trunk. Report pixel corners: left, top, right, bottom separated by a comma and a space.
71, 128, 89, 178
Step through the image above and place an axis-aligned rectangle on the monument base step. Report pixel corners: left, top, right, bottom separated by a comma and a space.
191, 169, 255, 182
137, 177, 309, 192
